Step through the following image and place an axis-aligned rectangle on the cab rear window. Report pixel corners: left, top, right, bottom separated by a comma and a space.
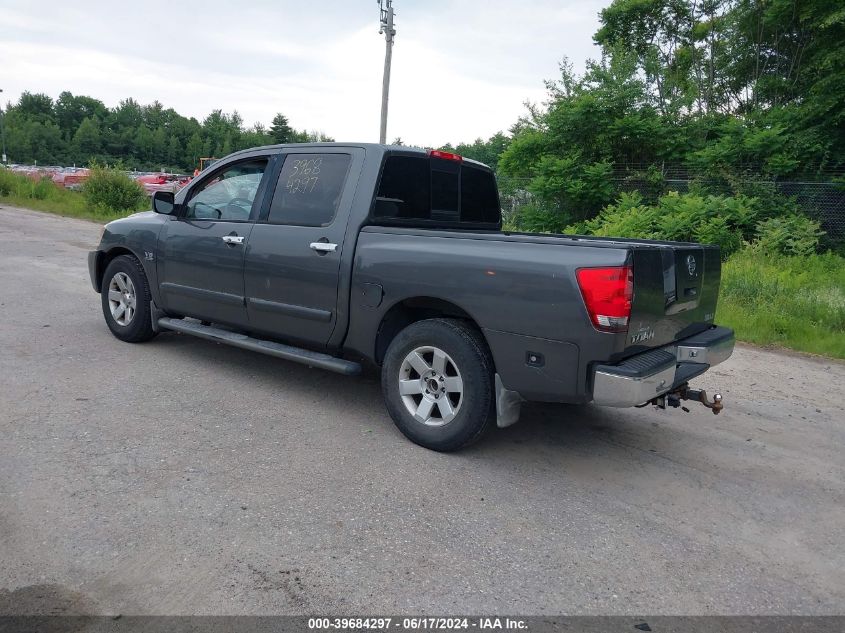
372, 155, 500, 228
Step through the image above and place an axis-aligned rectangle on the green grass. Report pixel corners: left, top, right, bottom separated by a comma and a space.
0, 169, 142, 222
717, 248, 845, 359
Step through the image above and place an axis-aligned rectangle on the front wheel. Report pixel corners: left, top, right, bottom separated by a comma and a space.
100, 255, 157, 343
381, 318, 495, 451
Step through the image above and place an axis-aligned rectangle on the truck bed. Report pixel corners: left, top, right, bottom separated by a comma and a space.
357, 225, 719, 350
347, 226, 720, 403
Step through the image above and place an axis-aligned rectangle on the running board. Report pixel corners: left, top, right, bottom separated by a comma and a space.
157, 317, 361, 376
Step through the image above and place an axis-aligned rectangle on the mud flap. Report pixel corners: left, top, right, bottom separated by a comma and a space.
495, 374, 524, 428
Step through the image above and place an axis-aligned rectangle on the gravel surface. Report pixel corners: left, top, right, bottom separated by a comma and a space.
1, 205, 843, 615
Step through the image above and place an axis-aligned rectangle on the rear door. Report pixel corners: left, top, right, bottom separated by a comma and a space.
243, 147, 364, 347
158, 156, 272, 327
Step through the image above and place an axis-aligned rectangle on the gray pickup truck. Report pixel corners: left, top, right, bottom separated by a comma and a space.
88, 143, 734, 451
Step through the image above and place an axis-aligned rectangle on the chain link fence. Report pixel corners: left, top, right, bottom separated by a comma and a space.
497, 169, 845, 245
777, 181, 845, 243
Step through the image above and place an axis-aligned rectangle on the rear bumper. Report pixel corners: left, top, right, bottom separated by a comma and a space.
592, 326, 734, 407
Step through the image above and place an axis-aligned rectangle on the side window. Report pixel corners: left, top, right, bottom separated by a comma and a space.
185, 159, 268, 221
267, 154, 352, 226
374, 156, 430, 220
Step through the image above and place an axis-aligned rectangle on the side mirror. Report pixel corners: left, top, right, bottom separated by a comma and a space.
152, 190, 176, 215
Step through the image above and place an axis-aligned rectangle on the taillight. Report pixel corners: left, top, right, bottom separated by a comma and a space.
576, 266, 633, 332
428, 149, 463, 162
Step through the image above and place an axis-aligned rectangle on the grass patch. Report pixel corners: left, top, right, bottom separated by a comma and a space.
717, 248, 845, 359
0, 169, 143, 222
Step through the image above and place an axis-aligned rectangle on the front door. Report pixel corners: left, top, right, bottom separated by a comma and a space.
244, 149, 361, 346
158, 157, 271, 327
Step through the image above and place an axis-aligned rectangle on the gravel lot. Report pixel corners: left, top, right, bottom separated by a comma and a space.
1, 205, 843, 615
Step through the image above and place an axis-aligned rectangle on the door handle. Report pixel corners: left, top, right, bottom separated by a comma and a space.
310, 241, 338, 253
222, 235, 245, 245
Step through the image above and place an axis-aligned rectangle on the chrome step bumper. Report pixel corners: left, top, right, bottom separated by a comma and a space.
592, 326, 735, 407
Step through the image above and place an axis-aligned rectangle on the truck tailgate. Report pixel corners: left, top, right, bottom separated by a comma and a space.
625, 244, 721, 354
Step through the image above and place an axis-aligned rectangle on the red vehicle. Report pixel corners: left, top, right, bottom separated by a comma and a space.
135, 173, 192, 196
52, 168, 90, 190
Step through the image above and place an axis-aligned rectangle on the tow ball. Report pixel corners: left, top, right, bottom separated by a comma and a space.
646, 384, 724, 415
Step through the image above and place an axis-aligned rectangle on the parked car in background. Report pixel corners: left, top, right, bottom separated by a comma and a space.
51, 167, 90, 190
134, 172, 191, 196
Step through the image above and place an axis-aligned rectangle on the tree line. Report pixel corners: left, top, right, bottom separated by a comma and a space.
4, 0, 842, 199
443, 0, 844, 228
1, 91, 332, 172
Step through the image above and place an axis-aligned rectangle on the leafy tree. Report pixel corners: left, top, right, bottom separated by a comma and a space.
73, 117, 101, 158
441, 132, 511, 170
151, 127, 168, 166
5, 112, 64, 164
55, 92, 107, 137
185, 132, 204, 169
16, 92, 55, 123
167, 134, 183, 166
134, 125, 154, 163
220, 134, 233, 157
493, 0, 845, 237
142, 100, 166, 129
110, 98, 144, 131
270, 113, 294, 143
240, 123, 273, 152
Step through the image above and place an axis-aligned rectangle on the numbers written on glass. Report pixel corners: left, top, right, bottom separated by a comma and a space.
285, 158, 322, 194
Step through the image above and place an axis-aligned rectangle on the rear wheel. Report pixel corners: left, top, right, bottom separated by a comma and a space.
100, 255, 157, 343
381, 318, 495, 451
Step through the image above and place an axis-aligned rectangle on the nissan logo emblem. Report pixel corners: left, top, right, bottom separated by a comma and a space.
686, 254, 697, 276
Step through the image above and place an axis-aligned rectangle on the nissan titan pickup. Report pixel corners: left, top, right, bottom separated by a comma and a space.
88, 143, 735, 451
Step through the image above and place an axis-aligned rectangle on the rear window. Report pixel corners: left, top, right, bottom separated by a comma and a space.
373, 155, 500, 227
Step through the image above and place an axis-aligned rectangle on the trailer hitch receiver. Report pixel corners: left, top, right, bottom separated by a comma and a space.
648, 384, 724, 415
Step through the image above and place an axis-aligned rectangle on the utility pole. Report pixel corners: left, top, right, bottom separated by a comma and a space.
378, 0, 396, 144
0, 88, 7, 165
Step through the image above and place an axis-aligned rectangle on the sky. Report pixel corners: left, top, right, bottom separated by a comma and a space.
1, 0, 606, 147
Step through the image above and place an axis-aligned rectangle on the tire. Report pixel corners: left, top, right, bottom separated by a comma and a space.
100, 254, 157, 343
381, 318, 496, 451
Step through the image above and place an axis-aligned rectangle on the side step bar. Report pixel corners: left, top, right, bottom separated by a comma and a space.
157, 317, 362, 376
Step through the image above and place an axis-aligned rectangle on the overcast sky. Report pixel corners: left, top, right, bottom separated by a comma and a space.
2, 0, 605, 147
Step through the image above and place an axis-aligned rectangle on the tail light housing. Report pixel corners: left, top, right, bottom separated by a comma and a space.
576, 266, 633, 332
428, 149, 463, 162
